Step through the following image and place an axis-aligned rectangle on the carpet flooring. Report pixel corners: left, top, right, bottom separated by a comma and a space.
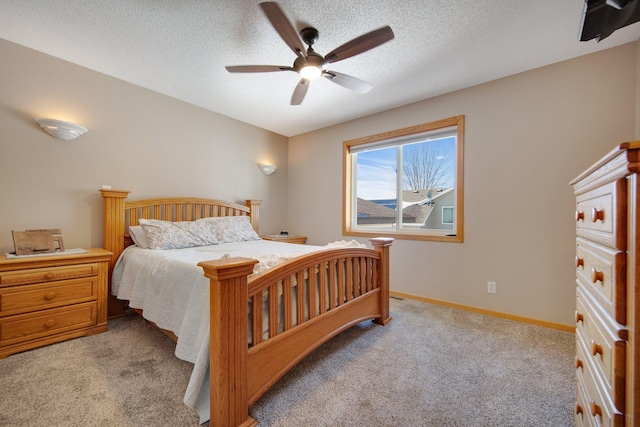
0, 297, 575, 426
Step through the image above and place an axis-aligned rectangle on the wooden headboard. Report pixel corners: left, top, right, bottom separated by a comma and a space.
99, 189, 262, 317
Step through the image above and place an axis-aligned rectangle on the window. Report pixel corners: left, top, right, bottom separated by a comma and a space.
442, 207, 454, 224
343, 115, 464, 242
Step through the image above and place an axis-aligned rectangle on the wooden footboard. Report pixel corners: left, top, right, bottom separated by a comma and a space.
199, 238, 392, 427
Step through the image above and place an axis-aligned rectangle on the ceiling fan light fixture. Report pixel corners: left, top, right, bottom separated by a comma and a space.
300, 64, 322, 80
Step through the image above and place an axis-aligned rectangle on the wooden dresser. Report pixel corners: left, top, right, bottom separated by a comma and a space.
0, 248, 111, 358
261, 234, 307, 244
571, 142, 639, 426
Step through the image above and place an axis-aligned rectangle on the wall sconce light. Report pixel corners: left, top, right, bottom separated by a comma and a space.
35, 118, 88, 140
258, 163, 277, 176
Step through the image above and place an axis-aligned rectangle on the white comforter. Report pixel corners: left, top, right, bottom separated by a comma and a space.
111, 240, 326, 423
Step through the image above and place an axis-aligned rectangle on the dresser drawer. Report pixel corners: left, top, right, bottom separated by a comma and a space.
0, 263, 99, 287
0, 277, 97, 317
576, 285, 627, 412
576, 335, 625, 427
575, 180, 626, 250
576, 372, 596, 427
576, 238, 626, 324
0, 302, 97, 347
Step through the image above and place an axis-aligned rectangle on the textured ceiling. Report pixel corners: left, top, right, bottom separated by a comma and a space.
1, 0, 639, 137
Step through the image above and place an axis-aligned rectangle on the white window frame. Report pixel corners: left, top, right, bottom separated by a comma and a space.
442, 206, 454, 224
343, 115, 464, 242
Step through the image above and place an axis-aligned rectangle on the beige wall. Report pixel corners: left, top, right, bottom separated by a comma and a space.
0, 39, 289, 253
2, 36, 637, 328
288, 42, 639, 327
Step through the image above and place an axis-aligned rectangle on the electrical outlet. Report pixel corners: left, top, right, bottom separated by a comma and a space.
488, 281, 497, 294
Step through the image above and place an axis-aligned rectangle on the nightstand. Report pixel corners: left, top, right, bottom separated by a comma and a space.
0, 248, 112, 358
261, 234, 307, 244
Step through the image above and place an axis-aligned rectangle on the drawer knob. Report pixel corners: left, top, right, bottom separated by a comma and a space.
575, 311, 584, 324
575, 357, 583, 370
575, 403, 583, 416
44, 319, 56, 328
590, 400, 602, 417
575, 211, 584, 222
590, 340, 603, 357
44, 292, 56, 301
591, 207, 604, 223
575, 256, 584, 269
591, 268, 603, 284
44, 272, 57, 280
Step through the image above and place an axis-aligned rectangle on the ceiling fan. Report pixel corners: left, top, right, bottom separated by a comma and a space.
225, 2, 394, 105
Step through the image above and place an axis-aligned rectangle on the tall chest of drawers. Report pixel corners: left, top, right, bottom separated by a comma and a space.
571, 142, 640, 427
0, 248, 111, 358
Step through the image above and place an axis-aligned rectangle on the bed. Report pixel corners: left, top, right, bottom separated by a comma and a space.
100, 189, 393, 426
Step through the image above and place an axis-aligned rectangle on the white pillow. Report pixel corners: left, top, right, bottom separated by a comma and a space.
129, 225, 150, 249
201, 216, 260, 243
138, 218, 221, 250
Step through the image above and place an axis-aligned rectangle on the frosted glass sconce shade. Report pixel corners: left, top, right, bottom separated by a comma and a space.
258, 163, 277, 175
35, 118, 88, 140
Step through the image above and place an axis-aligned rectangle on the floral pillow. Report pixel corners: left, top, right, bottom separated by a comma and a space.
138, 218, 221, 250
201, 216, 260, 243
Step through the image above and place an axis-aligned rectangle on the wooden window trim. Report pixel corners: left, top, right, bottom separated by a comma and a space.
342, 115, 464, 243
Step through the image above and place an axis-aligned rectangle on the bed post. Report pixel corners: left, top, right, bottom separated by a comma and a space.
370, 237, 393, 326
245, 200, 262, 234
100, 189, 130, 318
198, 257, 259, 427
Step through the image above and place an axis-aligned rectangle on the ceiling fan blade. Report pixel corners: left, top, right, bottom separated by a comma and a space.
323, 26, 394, 64
225, 65, 292, 73
259, 2, 306, 57
323, 71, 373, 94
291, 79, 310, 105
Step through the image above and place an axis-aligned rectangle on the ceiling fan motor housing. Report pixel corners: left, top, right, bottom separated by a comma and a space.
300, 27, 319, 46
294, 51, 324, 72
